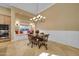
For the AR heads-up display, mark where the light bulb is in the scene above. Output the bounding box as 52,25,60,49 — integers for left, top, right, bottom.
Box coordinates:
30,19,32,20
43,17,46,19
37,15,39,18
40,16,43,18
38,15,41,17
35,19,38,21
33,17,36,20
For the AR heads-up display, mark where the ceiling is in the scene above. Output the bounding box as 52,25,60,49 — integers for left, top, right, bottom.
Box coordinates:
0,3,55,15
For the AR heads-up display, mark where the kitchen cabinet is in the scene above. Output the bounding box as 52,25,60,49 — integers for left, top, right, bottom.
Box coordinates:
0,15,11,24
4,16,11,24
0,14,11,42
0,15,4,24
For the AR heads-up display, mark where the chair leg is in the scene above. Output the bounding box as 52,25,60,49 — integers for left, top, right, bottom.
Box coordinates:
39,44,41,49
45,44,48,50
31,42,33,48
43,43,48,50
38,42,41,49
27,42,31,46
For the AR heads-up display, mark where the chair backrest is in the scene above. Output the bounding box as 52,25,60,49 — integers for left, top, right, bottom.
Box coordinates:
44,34,49,41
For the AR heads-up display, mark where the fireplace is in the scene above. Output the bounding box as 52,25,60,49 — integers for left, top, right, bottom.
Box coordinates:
0,24,9,39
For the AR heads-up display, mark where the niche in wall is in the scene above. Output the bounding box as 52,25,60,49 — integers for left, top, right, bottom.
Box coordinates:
15,13,33,35
15,20,32,34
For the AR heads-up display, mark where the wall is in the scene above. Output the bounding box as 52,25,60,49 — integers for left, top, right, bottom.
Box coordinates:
39,3,79,31
39,4,79,48
40,30,79,49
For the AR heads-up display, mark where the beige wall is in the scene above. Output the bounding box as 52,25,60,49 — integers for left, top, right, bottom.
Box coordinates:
0,7,11,16
39,3,79,31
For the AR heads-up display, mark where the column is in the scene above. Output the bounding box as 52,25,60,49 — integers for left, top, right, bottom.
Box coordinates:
11,7,16,41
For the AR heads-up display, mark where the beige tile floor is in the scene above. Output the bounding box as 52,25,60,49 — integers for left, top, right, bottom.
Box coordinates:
0,40,79,56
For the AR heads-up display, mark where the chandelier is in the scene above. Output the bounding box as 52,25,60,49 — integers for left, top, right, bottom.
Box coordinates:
29,4,46,23
30,15,46,22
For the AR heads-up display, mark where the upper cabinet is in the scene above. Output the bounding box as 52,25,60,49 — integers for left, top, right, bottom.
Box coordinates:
0,14,11,24
4,16,11,24
0,15,4,24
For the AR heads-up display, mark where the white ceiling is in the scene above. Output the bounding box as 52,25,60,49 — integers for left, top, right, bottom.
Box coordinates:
0,3,55,15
